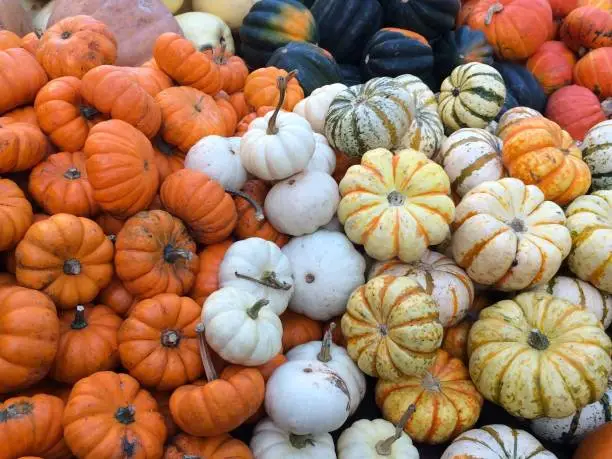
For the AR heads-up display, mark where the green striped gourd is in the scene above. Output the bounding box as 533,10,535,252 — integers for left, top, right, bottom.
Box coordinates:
434,128,505,197
496,106,542,139
325,77,415,157
582,120,612,191
438,62,506,134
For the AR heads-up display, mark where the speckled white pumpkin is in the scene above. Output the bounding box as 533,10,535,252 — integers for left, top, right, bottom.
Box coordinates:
304,133,336,175
293,83,348,134
582,120,612,191
337,418,419,459
184,136,247,190
496,106,542,138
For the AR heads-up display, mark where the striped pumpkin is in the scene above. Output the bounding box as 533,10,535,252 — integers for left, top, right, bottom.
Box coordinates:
395,74,438,110
582,120,612,191
325,77,414,157
566,190,612,294
452,178,572,290
368,250,474,327
496,106,542,138
375,349,483,445
435,128,505,197
438,62,506,133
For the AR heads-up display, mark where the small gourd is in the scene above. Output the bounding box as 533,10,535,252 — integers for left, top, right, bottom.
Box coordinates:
185,136,247,191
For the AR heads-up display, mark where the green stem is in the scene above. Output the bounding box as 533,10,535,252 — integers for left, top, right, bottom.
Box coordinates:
234,271,292,290
71,305,88,330
247,299,270,320
317,323,335,363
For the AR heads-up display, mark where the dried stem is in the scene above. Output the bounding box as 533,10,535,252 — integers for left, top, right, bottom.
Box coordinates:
267,70,297,135
375,404,417,455
196,322,218,381
226,189,265,222
317,323,336,363
484,3,504,25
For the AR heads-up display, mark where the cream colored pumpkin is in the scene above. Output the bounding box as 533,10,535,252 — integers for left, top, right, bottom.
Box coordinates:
338,148,455,262
304,133,336,176
395,74,438,111
566,191,612,294
468,292,612,419
435,128,505,197
452,177,571,291
581,120,612,192
369,250,474,327
496,106,542,138
175,12,235,54
337,417,419,459
293,83,348,135
192,0,260,29
184,136,247,190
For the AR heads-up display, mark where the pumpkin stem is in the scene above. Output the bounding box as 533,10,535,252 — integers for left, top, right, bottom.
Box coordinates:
266,70,297,135
289,433,316,449
71,305,88,330
194,96,204,113
602,98,612,117
161,329,181,348
107,234,117,243
247,299,270,320
528,328,550,350
63,167,81,180
153,136,176,156
484,2,504,25
164,245,194,264
317,323,335,363
80,105,99,120
387,191,406,207
115,405,136,425
34,28,43,39
375,404,417,456
60,31,72,40
234,270,292,290
421,371,441,392
0,402,33,422
226,189,265,222
196,322,218,381
63,258,82,275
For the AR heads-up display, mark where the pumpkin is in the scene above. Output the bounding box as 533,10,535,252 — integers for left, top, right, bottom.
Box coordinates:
527,41,577,95
239,0,319,68
156,86,237,153
28,151,99,217
95,213,124,240
566,191,612,293
494,61,548,113
435,128,505,197
0,394,68,458
203,45,248,95
501,116,591,204
219,237,294,315
115,210,199,299
84,120,159,219
469,292,612,418
339,63,363,86
164,433,253,459
380,0,460,39
120,66,173,98
51,304,121,384
235,108,275,137
452,177,571,290
184,136,246,191
292,83,347,135
439,62,507,133
573,422,612,459
226,92,253,121
441,424,558,458
189,240,233,306
97,276,137,317
153,389,178,438
0,118,48,174
561,7,612,53
0,273,16,286
151,136,184,182
0,48,47,115
574,47,612,99
15,214,114,309
467,0,553,60
176,12,235,55
548,0,579,17
282,230,365,321
325,77,415,157
577,0,612,9
251,418,335,458
496,105,543,137
3,106,39,126
192,0,259,30
265,170,340,237
305,133,336,175
0,286,60,393
442,319,474,364
0,179,32,252
36,15,117,79
582,120,612,191
280,310,323,352
0,30,22,50
34,76,105,152
118,294,203,391
338,148,455,262
63,371,166,458
244,67,304,111
341,275,443,380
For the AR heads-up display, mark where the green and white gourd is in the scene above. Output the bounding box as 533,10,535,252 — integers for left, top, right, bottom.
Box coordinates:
582,120,612,191
325,77,415,158
434,128,505,197
438,63,506,134
496,106,542,139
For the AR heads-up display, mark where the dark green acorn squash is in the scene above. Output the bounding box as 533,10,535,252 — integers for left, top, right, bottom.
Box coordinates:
361,28,435,88
339,64,363,86
310,0,383,65
493,61,548,113
240,0,319,69
379,0,461,39
267,42,343,95
297,0,316,6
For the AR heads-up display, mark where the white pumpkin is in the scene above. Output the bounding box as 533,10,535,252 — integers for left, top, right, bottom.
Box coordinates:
202,287,283,366
251,418,336,459
192,0,260,29
184,135,247,190
395,74,438,111
441,425,557,459
582,119,612,192
265,171,340,237
282,230,365,321
265,360,351,435
369,249,474,327
293,83,348,135
304,133,336,176
175,12,235,54
286,327,366,415
219,237,294,315
531,275,612,328
496,106,542,138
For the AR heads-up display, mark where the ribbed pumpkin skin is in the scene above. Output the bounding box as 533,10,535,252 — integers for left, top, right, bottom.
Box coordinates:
239,0,319,69
496,106,543,138
0,179,33,252
560,7,612,52
494,61,548,113
267,42,343,96
545,85,606,141
582,120,612,191
527,41,576,95
379,0,461,39
574,47,612,99
311,0,383,65
361,28,435,86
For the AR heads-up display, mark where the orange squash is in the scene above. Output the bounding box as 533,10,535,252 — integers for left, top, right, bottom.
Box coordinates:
574,47,612,99
574,422,612,459
152,136,185,182
560,7,612,53
577,0,611,10
228,91,253,120
96,276,137,317
244,67,304,110
546,84,607,140
204,44,249,95
152,390,178,439
189,239,233,306
21,32,40,55
526,41,576,95
234,106,275,137
280,310,323,352
0,118,48,174
0,178,33,252
0,48,48,115
164,433,253,459
120,66,173,97
0,30,22,50
4,106,39,127
95,214,125,240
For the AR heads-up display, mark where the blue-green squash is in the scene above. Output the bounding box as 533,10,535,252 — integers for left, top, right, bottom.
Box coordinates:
339,64,363,86
493,61,547,114
379,0,461,40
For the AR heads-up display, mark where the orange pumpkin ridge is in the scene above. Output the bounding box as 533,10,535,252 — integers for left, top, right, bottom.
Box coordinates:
190,239,233,306
244,66,305,111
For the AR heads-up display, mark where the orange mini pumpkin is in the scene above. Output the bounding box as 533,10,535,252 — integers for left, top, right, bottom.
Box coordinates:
21,32,41,55
152,390,178,439
95,214,125,240
114,210,199,299
573,422,612,459
28,151,100,217
0,30,22,50
526,41,576,95
244,67,304,110
96,276,137,317
228,92,254,120
121,66,173,97
574,47,612,99
160,169,238,245
190,239,233,306
0,48,47,115
234,106,275,137
577,0,611,9
203,44,249,95
560,7,612,53
84,119,159,219
36,15,117,79
4,106,39,127
280,310,323,352
0,118,48,174
0,178,33,252
152,136,185,182
164,433,253,459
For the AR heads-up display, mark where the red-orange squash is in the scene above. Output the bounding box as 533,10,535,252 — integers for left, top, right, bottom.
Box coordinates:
573,422,612,459
0,48,48,115
574,47,612,98
560,7,612,53
164,433,253,459
0,118,48,174
0,178,33,252
244,67,304,110
526,41,576,95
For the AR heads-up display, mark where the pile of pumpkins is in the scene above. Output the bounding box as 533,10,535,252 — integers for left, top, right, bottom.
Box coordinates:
0,0,611,458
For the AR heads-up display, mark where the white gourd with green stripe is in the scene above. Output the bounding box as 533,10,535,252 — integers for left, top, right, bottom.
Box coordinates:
581,120,612,191
496,106,542,139
438,62,506,134
324,77,415,158
434,128,505,197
